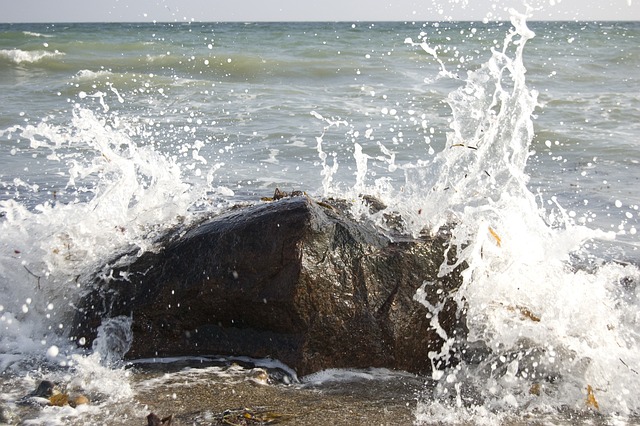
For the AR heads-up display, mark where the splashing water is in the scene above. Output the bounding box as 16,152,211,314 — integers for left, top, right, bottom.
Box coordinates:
390,10,640,422
297,10,640,419
0,104,221,379
1,12,639,425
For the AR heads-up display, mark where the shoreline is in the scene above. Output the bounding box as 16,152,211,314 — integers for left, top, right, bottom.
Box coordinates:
4,359,639,425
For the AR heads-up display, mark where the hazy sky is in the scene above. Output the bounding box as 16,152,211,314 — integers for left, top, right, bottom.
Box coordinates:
2,0,639,23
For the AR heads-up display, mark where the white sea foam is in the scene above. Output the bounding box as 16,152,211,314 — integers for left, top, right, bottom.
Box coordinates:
73,69,114,80
0,104,228,376
22,31,54,38
0,100,236,425
391,9,640,420
0,49,64,64
302,367,413,385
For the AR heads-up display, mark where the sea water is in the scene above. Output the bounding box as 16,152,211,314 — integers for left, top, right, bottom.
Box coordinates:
0,10,639,425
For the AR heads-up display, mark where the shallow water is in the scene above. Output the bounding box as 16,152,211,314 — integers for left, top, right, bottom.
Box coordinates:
1,12,640,426
2,359,421,425
3,359,636,425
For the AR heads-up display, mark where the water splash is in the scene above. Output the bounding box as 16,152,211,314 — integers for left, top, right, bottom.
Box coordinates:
310,110,348,197
0,104,222,373
395,10,640,421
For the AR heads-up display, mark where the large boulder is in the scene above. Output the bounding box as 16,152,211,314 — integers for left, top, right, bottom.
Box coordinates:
71,196,466,376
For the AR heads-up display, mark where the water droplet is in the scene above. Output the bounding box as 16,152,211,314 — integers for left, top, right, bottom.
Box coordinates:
46,345,59,358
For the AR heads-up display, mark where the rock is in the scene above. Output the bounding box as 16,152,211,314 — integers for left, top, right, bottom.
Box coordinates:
20,381,89,410
246,368,269,386
71,196,466,376
49,392,69,407
147,412,172,425
70,395,90,407
18,380,58,408
31,380,55,398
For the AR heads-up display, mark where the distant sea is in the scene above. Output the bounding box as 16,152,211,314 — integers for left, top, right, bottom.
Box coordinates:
1,18,639,425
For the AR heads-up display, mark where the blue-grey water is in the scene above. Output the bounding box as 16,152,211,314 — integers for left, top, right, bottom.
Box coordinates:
0,17,639,425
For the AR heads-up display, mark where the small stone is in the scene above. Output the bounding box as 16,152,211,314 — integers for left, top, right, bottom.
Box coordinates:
147,412,172,425
147,413,161,426
529,383,541,396
247,368,269,385
70,395,89,407
31,380,56,398
49,393,69,407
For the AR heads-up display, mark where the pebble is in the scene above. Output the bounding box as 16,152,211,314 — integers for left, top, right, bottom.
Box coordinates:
147,412,173,425
71,395,90,407
22,381,90,409
247,368,269,385
31,380,55,398
49,393,69,407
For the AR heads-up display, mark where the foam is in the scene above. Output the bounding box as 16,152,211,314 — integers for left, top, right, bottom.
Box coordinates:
73,69,114,81
0,104,226,374
302,368,414,385
0,49,64,64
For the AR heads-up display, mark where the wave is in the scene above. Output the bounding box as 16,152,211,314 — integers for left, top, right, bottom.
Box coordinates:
73,69,115,81
0,48,64,65
22,30,54,38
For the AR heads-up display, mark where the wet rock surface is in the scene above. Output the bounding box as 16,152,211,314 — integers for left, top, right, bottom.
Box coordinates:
72,196,465,376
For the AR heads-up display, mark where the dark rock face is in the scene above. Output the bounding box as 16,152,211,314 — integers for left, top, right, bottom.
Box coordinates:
72,196,465,376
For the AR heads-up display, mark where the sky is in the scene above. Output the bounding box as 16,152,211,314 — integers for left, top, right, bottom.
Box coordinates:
1,0,639,23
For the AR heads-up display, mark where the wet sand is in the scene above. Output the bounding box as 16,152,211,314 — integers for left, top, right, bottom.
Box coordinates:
128,360,423,426
136,377,418,425
4,360,636,425
4,360,422,425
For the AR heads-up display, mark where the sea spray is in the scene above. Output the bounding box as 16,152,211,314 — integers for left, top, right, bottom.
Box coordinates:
390,10,640,421
311,110,347,197
0,103,224,375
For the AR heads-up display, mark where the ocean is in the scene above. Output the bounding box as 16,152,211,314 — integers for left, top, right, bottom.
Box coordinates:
1,12,639,425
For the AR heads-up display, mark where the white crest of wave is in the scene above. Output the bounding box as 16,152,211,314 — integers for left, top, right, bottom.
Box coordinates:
74,69,114,80
0,48,64,64
22,31,54,38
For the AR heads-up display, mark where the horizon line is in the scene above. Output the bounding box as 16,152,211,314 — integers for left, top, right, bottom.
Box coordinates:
2,18,640,25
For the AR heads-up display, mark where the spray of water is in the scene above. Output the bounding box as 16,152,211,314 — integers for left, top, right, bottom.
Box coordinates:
308,6,640,421
392,9,640,421
0,103,225,407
